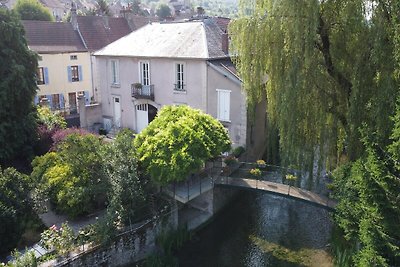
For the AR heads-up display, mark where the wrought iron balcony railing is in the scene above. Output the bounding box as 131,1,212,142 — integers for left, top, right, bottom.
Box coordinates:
131,84,154,101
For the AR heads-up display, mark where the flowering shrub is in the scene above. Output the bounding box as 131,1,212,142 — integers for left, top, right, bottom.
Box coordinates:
250,168,262,177
41,223,75,255
285,174,298,185
256,159,266,165
51,128,91,151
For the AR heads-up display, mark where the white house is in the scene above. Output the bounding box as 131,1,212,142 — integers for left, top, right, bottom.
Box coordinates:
94,19,267,156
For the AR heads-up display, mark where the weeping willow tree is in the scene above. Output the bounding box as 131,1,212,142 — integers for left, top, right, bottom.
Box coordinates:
231,1,400,265
230,0,398,170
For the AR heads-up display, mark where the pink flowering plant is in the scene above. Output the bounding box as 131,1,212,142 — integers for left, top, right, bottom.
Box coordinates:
41,223,75,255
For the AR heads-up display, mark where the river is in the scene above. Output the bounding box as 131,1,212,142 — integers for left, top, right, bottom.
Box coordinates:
177,191,333,267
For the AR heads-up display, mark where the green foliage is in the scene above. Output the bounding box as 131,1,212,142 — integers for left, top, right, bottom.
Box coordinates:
249,168,261,177
230,0,399,169
146,226,191,267
224,155,237,166
7,250,37,267
32,134,108,217
40,223,75,255
0,9,38,163
103,129,147,224
135,105,231,185
14,0,53,21
0,167,33,255
37,106,66,131
232,146,245,158
156,3,171,19
331,103,400,266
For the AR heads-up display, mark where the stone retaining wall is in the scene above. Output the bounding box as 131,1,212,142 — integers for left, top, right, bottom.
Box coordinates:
54,208,178,267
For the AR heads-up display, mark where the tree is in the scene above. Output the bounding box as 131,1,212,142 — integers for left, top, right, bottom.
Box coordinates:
0,9,38,164
32,133,108,217
35,106,67,155
103,129,147,224
230,0,399,169
156,3,171,20
231,1,400,265
134,105,231,185
0,167,33,255
14,0,53,21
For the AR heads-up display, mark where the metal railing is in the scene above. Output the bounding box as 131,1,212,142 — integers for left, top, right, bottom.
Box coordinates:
131,84,154,100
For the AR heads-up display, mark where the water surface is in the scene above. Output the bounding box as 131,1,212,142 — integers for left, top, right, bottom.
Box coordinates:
178,191,333,267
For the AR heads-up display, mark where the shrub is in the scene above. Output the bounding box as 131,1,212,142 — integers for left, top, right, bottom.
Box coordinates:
51,127,91,151
250,168,262,177
232,146,245,157
224,155,238,166
135,105,231,185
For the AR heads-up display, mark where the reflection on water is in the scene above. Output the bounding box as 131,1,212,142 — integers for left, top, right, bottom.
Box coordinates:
177,191,333,267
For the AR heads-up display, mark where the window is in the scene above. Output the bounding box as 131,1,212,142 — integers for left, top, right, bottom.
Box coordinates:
36,67,48,85
175,63,185,91
70,55,77,60
52,94,60,110
37,67,45,85
217,89,231,122
111,60,119,85
68,65,82,82
71,66,79,82
139,61,150,86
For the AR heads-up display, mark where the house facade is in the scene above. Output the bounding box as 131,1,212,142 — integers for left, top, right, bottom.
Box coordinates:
22,20,93,114
22,7,135,117
94,20,262,150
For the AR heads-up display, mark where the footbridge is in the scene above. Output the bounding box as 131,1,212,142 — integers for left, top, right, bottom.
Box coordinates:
163,162,337,211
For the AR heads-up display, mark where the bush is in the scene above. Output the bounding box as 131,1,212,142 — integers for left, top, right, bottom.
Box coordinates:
232,146,245,157
250,168,262,177
135,105,231,185
32,134,108,217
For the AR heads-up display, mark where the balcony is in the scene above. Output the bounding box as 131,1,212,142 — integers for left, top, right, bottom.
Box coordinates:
131,84,154,101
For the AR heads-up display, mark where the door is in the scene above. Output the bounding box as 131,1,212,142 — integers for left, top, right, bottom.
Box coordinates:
136,104,148,132
68,92,77,114
113,97,121,127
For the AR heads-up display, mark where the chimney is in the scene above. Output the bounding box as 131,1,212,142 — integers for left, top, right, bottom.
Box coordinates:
221,32,229,55
71,2,78,30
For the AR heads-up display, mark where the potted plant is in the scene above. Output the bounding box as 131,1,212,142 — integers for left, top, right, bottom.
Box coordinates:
286,174,298,195
256,159,266,168
250,168,262,178
133,82,143,89
224,155,238,166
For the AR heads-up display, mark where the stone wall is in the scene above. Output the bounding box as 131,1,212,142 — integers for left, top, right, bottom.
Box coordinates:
78,96,103,131
55,208,178,267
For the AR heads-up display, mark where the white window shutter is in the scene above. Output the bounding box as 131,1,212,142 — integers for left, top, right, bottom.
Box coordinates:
217,89,230,121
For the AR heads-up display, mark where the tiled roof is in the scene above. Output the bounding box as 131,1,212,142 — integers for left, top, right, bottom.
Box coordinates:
95,19,229,59
208,58,240,81
211,17,230,33
22,20,87,53
127,14,154,30
77,15,132,51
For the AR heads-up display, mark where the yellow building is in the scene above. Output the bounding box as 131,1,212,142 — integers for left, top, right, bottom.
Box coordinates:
22,20,93,115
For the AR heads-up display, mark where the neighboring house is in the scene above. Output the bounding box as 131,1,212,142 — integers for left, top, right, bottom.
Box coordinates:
22,20,92,115
94,19,267,155
22,6,136,118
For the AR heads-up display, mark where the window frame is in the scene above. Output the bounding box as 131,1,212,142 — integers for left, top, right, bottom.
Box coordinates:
111,59,120,85
71,65,80,82
174,62,185,91
37,67,45,85
216,89,231,122
139,61,150,86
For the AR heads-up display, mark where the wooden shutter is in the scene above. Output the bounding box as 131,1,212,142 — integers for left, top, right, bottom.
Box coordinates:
217,89,230,121
78,65,83,81
67,66,72,82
